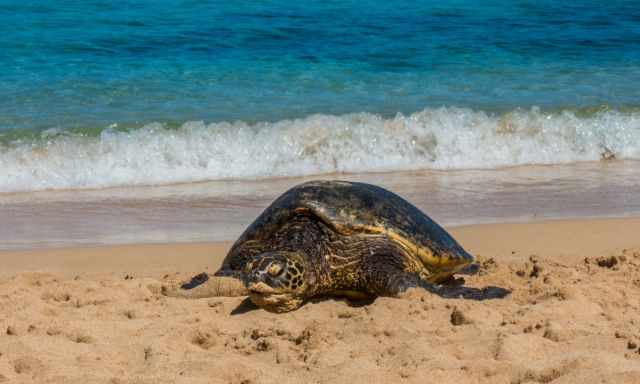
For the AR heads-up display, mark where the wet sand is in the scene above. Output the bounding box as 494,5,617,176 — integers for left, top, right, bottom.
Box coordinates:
1,218,639,383
2,161,640,250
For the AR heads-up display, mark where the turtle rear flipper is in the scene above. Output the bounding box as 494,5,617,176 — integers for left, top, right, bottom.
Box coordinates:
376,272,510,301
457,263,480,276
362,254,508,300
160,273,248,298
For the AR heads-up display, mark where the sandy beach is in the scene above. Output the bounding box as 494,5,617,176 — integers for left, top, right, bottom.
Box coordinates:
1,217,639,383
4,1,640,383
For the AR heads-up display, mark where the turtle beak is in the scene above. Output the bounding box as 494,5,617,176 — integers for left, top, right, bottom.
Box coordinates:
247,281,277,294
246,284,304,313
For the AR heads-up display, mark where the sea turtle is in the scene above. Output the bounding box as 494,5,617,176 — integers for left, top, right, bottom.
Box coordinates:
213,180,475,313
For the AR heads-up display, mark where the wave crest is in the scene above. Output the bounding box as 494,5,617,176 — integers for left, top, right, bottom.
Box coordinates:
2,107,640,193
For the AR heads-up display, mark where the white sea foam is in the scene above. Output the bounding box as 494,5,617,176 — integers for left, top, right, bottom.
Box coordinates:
1,107,640,193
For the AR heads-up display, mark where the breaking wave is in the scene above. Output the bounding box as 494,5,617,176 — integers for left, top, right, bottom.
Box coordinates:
2,107,640,193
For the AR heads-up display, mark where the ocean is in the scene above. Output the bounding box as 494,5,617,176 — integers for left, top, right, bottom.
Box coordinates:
2,1,640,249
1,1,640,193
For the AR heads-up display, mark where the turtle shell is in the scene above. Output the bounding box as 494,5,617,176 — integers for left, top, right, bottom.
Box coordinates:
219,180,473,276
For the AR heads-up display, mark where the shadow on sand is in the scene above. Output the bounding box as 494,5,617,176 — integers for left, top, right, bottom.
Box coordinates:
177,263,510,314
229,283,511,315
425,284,511,300
230,298,260,315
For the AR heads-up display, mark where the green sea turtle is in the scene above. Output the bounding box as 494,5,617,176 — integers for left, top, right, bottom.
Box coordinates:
212,180,477,313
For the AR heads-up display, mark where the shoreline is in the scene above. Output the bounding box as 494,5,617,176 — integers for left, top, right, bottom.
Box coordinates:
3,161,640,250
2,216,639,279
1,159,637,199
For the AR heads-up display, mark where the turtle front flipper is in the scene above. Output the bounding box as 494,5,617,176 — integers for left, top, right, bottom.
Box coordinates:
378,270,427,296
363,261,496,300
362,254,427,296
160,273,248,299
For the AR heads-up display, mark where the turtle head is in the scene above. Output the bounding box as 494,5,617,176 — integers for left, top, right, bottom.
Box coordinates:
241,251,309,313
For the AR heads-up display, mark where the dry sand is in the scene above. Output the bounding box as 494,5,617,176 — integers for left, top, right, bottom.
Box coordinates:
1,218,639,383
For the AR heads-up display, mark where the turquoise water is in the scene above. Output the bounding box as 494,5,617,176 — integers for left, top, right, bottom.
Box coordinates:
3,0,640,131
1,1,640,192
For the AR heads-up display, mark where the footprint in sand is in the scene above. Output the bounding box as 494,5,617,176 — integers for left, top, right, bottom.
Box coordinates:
190,329,218,350
122,309,136,319
13,356,45,378
40,291,71,303
67,330,95,344
46,326,62,336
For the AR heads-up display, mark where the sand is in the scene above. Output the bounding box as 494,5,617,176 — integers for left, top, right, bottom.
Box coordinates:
1,218,639,383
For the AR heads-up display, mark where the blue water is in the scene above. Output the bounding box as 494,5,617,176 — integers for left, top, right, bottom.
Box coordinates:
2,1,639,132
2,1,640,193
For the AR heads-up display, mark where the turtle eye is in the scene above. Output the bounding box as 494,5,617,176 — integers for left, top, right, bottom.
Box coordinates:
267,262,283,277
